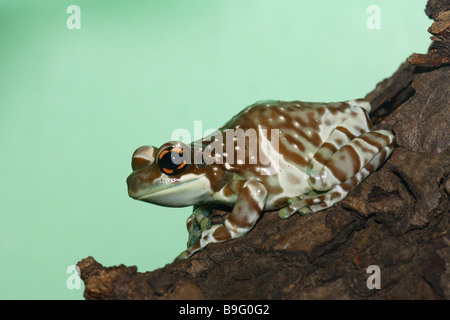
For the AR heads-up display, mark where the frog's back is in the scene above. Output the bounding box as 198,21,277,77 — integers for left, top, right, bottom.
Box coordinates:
212,100,372,206
223,99,369,127
220,99,372,159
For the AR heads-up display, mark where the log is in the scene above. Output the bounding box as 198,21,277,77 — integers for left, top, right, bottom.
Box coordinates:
77,0,450,300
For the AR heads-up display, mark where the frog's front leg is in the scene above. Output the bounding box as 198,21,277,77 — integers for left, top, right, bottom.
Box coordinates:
279,130,395,219
178,181,268,259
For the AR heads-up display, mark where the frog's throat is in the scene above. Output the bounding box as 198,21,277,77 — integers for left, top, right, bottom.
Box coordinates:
136,174,212,207
136,179,199,199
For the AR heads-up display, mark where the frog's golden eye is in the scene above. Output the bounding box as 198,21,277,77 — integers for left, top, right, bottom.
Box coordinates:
157,146,187,176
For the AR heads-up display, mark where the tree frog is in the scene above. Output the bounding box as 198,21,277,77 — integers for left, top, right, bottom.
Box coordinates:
126,99,395,259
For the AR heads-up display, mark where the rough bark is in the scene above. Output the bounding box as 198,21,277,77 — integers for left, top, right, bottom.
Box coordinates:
77,1,450,300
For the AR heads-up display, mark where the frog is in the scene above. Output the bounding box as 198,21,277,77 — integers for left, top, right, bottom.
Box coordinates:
126,99,395,259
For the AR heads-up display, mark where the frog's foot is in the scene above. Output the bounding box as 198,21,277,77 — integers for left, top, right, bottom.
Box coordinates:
178,207,215,260
177,241,202,260
279,191,321,218
285,190,320,205
186,205,212,247
278,189,343,219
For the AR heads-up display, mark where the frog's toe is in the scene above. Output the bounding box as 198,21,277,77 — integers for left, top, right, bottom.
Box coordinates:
177,240,202,260
298,206,312,216
176,250,190,260
287,194,311,205
278,203,313,219
287,197,299,205
187,230,202,247
278,206,296,219
199,217,211,230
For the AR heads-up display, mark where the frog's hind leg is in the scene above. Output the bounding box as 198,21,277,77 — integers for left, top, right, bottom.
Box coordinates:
279,130,395,219
308,130,395,192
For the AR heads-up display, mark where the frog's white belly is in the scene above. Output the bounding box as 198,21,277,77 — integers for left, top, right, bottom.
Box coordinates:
255,127,312,210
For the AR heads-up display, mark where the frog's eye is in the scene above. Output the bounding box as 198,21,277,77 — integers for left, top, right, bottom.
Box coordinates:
157,146,187,175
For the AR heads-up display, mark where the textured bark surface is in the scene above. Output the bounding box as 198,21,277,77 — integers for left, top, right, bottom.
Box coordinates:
77,1,450,300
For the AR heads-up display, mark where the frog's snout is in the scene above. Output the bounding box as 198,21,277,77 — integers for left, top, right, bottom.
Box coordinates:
127,170,150,199
127,145,157,199
131,145,156,171
126,173,138,198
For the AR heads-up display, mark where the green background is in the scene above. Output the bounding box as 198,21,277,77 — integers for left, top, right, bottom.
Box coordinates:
0,0,430,299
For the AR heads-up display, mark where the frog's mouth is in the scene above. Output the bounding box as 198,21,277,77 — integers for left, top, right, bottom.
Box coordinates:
128,173,212,207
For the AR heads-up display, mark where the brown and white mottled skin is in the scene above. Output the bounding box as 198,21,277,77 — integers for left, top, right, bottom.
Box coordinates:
126,99,395,259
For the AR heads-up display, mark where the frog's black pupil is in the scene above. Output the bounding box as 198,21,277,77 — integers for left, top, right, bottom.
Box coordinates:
158,148,186,175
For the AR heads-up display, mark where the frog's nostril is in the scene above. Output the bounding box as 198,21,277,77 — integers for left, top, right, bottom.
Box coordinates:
131,145,156,171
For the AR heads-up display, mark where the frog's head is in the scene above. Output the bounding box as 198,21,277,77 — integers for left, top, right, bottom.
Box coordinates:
126,141,228,207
